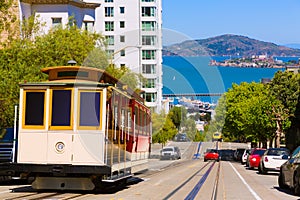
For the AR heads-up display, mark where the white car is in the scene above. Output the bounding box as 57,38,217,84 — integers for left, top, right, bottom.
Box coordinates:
258,148,290,174
160,146,181,160
241,149,251,165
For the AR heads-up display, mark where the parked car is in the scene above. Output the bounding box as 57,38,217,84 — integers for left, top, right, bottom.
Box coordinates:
246,149,254,167
204,149,220,162
248,148,266,169
258,147,290,174
219,149,235,161
278,146,300,195
241,149,251,165
234,148,246,162
160,146,181,160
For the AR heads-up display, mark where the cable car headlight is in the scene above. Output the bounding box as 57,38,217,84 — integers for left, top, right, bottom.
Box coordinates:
55,142,65,153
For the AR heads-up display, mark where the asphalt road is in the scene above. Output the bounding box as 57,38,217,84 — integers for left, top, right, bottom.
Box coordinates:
0,142,298,200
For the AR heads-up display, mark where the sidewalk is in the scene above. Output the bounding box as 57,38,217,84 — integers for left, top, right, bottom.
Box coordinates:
149,143,164,159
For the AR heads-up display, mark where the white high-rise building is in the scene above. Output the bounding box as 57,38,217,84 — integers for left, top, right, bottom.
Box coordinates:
95,0,162,112
18,0,163,112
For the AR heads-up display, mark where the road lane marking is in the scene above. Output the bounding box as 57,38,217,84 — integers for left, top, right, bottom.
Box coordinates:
229,162,262,200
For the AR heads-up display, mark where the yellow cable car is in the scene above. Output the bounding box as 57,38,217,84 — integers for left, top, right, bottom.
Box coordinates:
212,132,222,142
5,65,152,191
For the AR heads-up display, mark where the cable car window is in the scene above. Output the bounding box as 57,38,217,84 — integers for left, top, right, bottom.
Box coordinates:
24,91,45,126
79,92,101,127
51,90,71,126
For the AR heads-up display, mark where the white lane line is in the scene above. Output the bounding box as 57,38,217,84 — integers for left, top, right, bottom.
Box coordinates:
229,162,262,200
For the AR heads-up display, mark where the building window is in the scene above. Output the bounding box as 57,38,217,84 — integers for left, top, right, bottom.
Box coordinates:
120,7,125,14
105,7,114,17
142,92,157,103
142,35,156,45
120,64,126,69
52,18,62,27
120,21,125,28
142,21,156,31
83,21,94,32
142,50,156,60
142,7,156,17
143,79,156,88
105,21,114,31
105,35,114,45
142,64,156,74
106,50,114,57
120,49,125,56
105,0,113,2
120,35,125,42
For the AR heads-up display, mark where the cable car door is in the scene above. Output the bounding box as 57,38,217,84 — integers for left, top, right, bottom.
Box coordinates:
47,89,73,164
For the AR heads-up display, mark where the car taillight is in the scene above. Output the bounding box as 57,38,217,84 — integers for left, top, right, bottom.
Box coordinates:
264,157,268,162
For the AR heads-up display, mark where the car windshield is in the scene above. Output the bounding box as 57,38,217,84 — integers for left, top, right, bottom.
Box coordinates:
219,150,234,156
208,149,218,153
291,146,300,158
267,149,289,156
162,148,173,152
253,149,265,156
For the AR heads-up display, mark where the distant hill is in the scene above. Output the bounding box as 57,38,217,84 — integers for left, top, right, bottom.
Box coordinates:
163,34,300,57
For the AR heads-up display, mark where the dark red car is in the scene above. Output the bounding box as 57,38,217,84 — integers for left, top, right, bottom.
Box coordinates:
204,149,220,162
248,148,266,169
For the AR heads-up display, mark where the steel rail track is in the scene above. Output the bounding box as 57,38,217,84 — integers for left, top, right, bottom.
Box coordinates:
211,161,221,200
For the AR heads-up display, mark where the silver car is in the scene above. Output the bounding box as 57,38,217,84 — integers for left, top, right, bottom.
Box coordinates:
160,146,181,160
278,146,300,195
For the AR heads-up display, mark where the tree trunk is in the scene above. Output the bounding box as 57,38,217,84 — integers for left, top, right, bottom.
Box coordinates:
276,120,282,148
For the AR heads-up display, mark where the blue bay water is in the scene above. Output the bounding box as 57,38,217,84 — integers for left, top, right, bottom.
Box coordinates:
162,56,291,103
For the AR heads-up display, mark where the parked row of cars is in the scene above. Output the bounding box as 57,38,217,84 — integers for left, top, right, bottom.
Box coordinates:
240,146,300,196
203,145,300,195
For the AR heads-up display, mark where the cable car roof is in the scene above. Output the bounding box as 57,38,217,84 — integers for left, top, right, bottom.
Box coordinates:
41,66,119,84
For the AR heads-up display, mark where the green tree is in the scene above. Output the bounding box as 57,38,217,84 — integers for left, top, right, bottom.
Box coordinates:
182,117,198,141
83,48,109,70
105,64,146,91
269,71,300,147
217,82,276,146
194,130,205,142
152,115,177,146
0,18,109,128
151,111,167,137
32,25,105,67
206,95,226,141
0,0,18,47
0,14,148,129
168,106,187,130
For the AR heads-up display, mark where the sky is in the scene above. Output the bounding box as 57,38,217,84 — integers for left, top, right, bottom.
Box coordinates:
162,0,300,46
